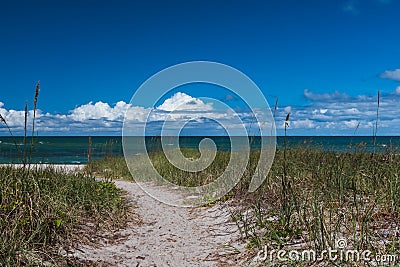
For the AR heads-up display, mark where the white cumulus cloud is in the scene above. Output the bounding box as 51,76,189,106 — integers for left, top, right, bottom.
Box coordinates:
69,101,131,122
156,92,213,111
0,92,236,135
380,69,400,82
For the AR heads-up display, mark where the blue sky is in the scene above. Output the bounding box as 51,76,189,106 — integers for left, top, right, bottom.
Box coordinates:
0,0,399,136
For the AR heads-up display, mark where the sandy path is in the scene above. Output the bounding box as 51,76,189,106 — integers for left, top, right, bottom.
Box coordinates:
72,180,243,266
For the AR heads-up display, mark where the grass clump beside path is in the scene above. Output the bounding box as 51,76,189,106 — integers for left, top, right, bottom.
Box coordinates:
230,148,400,265
86,156,132,180
0,165,131,266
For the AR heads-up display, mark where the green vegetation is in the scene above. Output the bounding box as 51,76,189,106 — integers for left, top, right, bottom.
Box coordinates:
86,156,132,180
97,145,400,264
230,148,400,262
0,165,130,266
0,83,132,266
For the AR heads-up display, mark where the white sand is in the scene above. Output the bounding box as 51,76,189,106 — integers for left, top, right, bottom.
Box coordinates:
71,180,244,266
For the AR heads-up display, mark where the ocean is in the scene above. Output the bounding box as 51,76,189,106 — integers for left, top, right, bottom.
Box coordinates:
0,136,399,164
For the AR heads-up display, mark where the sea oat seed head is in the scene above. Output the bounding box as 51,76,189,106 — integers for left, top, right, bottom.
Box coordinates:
285,112,291,127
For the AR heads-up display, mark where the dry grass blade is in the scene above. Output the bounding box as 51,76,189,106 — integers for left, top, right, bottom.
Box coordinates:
273,97,278,117
373,90,380,153
354,121,360,135
0,114,5,125
378,90,380,107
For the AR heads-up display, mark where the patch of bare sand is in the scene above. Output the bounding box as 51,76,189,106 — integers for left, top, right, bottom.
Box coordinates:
71,180,245,266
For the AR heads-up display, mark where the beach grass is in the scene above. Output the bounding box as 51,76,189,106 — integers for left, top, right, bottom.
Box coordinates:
0,82,133,265
229,147,399,264
0,165,131,266
93,145,400,264
86,156,132,180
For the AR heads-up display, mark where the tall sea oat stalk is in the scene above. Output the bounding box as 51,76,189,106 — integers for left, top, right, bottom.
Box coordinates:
23,102,28,165
282,112,291,229
271,97,278,137
29,81,40,162
283,113,290,173
273,97,279,118
373,90,380,154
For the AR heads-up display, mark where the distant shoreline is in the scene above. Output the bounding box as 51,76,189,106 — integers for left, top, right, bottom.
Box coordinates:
1,136,399,164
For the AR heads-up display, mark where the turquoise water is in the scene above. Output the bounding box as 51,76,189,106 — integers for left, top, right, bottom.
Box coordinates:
0,136,399,164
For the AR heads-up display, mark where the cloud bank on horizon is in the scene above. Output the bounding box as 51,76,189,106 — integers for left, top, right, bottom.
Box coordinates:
1,74,400,136
1,68,399,136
